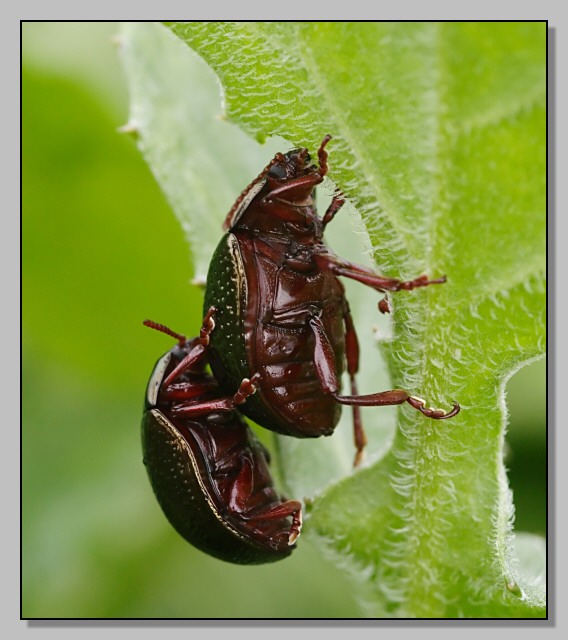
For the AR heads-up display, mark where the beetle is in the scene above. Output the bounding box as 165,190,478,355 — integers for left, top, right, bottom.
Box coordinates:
204,135,460,466
141,306,302,564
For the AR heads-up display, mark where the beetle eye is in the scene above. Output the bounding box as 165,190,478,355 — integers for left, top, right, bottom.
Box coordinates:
268,164,287,180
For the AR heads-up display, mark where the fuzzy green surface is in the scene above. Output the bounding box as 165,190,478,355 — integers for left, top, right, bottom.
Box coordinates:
122,22,545,618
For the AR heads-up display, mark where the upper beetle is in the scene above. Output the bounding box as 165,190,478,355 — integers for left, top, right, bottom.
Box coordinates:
204,136,459,465
142,307,302,564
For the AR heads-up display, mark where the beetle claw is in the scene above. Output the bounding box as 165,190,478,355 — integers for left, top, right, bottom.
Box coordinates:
378,296,391,314
353,448,366,468
407,396,461,420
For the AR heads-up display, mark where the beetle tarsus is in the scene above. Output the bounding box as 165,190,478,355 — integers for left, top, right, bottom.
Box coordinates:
397,274,447,291
378,296,391,314
322,193,345,227
353,447,366,468
232,375,260,404
288,507,303,545
407,396,461,420
200,306,217,344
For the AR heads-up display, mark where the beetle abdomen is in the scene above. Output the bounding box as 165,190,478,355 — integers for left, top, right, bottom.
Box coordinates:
259,363,341,437
251,313,345,436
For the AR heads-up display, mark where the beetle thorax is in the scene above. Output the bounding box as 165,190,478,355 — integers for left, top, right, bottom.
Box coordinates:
235,198,324,243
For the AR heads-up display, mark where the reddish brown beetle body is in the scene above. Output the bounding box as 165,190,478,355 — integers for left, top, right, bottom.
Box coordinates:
142,309,302,564
234,230,346,438
204,136,459,465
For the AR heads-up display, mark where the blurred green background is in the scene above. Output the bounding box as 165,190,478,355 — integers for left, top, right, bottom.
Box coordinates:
22,22,546,618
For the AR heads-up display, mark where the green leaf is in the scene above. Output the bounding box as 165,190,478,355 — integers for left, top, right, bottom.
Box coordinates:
120,22,546,617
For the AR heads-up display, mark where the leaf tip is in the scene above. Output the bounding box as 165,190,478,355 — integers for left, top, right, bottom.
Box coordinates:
191,274,207,289
255,131,267,145
505,578,523,599
117,120,140,139
303,496,314,514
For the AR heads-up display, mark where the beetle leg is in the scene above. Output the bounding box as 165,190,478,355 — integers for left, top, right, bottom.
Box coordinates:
308,315,460,455
162,344,207,388
160,380,219,402
260,174,324,206
407,396,461,420
170,375,260,418
333,388,410,406
227,455,255,513
315,254,447,293
322,193,345,227
307,315,340,395
333,390,460,420
247,501,303,545
232,374,261,404
228,457,302,545
378,295,391,314
309,312,365,465
229,456,303,544
225,460,303,545
169,395,243,418
338,266,446,292
342,305,367,467
199,305,217,346
161,308,217,387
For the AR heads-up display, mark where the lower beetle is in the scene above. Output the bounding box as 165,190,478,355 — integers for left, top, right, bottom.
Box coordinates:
204,135,460,466
142,307,302,564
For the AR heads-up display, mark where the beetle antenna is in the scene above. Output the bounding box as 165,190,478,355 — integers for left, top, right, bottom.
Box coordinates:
143,320,187,346
223,153,285,230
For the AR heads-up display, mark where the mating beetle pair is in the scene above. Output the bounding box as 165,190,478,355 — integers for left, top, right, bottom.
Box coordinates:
142,135,460,564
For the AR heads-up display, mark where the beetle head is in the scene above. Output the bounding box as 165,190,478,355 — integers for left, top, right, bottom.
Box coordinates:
267,147,315,182
267,133,332,182
223,136,332,232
